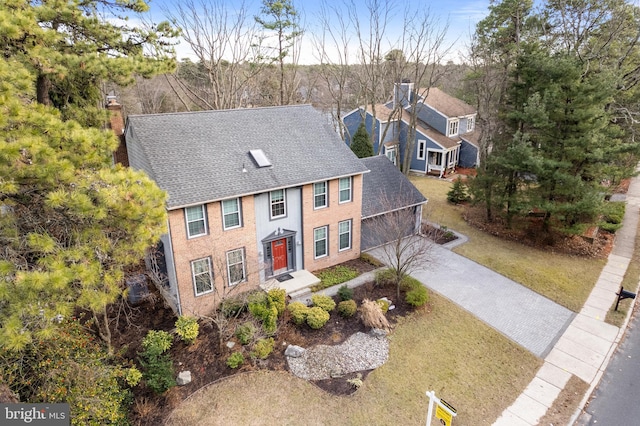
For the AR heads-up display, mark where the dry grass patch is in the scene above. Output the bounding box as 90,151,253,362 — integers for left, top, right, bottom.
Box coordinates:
537,375,589,425
606,217,640,327
168,293,541,425
410,176,604,312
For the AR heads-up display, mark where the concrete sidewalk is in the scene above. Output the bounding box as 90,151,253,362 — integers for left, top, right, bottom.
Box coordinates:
494,172,640,425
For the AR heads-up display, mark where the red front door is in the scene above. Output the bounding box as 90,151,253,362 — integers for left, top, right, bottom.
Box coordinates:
271,238,287,272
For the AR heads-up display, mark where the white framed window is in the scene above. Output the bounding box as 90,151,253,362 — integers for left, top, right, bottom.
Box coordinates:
313,182,327,209
314,226,328,258
191,257,213,296
185,205,207,238
222,198,241,230
417,139,426,160
226,248,246,286
338,220,351,251
385,146,397,165
467,117,474,132
339,177,352,203
448,120,459,136
270,189,286,219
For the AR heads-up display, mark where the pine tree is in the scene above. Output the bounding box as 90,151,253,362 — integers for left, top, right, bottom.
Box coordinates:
350,123,375,158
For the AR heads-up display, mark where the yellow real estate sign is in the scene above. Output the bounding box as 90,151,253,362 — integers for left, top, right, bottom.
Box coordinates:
435,399,456,426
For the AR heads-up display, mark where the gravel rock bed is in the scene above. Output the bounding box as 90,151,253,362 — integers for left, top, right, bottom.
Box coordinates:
286,331,389,380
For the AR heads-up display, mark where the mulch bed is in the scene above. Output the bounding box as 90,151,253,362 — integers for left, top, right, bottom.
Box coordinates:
111,259,411,425
422,223,459,244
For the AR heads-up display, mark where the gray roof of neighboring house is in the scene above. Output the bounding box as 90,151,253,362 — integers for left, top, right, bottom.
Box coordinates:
125,105,369,209
360,156,427,218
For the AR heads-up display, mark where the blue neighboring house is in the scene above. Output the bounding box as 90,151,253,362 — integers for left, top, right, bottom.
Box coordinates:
343,82,479,177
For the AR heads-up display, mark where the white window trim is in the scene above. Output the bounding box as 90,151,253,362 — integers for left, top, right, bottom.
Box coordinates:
417,139,426,160
338,220,352,251
222,198,242,230
185,205,207,239
449,119,459,137
467,117,474,132
314,226,328,259
339,177,352,204
313,181,328,209
191,257,213,296
270,189,287,219
226,248,246,286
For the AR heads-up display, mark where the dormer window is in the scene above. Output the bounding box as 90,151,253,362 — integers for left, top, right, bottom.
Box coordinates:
448,120,459,136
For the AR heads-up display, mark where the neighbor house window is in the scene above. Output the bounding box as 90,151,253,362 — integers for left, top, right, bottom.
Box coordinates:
417,139,426,160
448,120,459,136
226,248,246,285
314,226,328,258
339,177,352,203
191,257,213,296
222,198,241,230
270,189,286,219
467,117,474,132
338,220,351,251
314,182,327,209
385,146,397,165
185,205,207,238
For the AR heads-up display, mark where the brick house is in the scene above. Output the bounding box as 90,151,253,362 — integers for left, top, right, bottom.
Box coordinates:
123,105,369,316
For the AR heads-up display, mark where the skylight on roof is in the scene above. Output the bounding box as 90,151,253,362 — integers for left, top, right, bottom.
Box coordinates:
249,149,272,168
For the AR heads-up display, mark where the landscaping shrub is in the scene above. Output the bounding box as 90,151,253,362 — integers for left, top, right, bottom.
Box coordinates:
248,291,278,334
337,284,353,301
226,351,244,369
376,298,390,313
447,177,470,204
337,300,357,318
311,294,336,312
175,316,199,344
312,265,359,291
125,367,143,387
220,295,247,318
400,275,422,292
235,322,256,345
262,305,279,335
268,288,287,316
375,268,397,286
139,330,175,394
360,299,390,331
406,285,429,308
287,302,310,325
252,337,275,359
599,201,625,232
306,306,330,329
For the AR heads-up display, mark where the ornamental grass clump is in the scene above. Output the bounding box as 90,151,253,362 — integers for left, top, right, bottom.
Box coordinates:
360,299,390,331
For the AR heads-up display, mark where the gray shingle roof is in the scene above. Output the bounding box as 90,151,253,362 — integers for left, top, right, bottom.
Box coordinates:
125,105,369,209
360,156,427,218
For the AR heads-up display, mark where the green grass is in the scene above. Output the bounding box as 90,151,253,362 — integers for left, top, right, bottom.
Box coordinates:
311,265,359,292
410,175,605,312
168,293,541,425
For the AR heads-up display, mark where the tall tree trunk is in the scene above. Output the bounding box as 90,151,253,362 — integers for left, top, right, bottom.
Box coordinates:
36,74,52,106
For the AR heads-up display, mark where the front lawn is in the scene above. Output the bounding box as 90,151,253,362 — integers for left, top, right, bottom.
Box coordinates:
168,292,540,425
410,176,605,312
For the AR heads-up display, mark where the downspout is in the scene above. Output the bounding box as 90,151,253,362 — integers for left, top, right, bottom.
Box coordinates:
164,221,182,316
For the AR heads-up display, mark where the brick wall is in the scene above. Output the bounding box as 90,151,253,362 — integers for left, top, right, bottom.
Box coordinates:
106,99,129,166
302,174,363,271
167,196,260,317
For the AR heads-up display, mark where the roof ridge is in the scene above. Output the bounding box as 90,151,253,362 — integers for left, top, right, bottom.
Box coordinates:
127,103,313,119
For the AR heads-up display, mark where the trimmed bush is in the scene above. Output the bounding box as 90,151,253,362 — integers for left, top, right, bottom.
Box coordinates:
252,338,275,359
376,299,390,313
226,351,244,369
337,300,357,318
268,288,287,316
375,268,397,286
220,295,246,318
311,294,336,312
287,302,310,325
235,322,256,345
142,330,173,357
400,275,423,292
337,285,353,301
306,307,330,329
406,285,429,307
248,291,278,334
175,316,199,344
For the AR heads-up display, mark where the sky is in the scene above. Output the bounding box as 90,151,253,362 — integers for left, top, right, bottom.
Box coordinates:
147,0,493,64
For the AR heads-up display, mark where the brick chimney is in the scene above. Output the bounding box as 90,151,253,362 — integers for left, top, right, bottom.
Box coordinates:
106,96,129,167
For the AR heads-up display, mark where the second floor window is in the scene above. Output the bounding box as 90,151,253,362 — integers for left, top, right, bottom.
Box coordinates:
270,189,286,219
222,198,241,230
314,182,327,209
339,177,352,203
449,120,459,136
185,205,207,238
467,117,474,132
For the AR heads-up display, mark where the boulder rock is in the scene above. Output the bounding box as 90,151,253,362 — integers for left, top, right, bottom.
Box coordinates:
285,344,306,358
177,371,192,386
369,328,388,339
